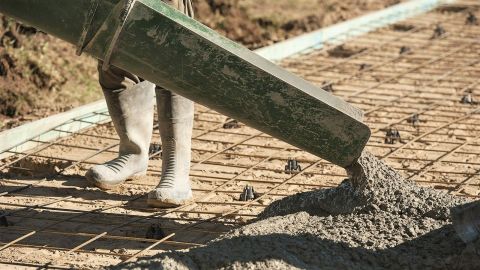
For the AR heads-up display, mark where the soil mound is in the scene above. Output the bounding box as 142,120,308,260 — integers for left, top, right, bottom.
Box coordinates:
194,0,403,49
113,152,478,269
0,16,100,130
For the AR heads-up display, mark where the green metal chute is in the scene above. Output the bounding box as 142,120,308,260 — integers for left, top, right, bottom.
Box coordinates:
0,0,371,167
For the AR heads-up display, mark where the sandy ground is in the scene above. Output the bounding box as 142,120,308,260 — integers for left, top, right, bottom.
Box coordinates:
1,1,480,268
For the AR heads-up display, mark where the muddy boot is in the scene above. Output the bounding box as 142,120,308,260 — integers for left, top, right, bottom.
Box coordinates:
147,89,194,208
86,81,155,190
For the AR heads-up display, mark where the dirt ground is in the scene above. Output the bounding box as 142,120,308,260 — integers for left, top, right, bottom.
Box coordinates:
0,0,402,131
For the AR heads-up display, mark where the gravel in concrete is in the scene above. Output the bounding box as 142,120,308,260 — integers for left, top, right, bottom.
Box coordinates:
114,152,479,270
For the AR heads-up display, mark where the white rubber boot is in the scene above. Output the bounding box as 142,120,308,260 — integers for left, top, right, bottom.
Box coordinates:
86,81,155,190
147,89,194,208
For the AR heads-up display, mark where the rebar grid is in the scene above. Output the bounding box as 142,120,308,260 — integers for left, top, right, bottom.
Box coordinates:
1,2,480,268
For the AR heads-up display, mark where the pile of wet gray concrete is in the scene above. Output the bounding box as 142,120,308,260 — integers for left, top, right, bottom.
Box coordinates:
115,152,479,270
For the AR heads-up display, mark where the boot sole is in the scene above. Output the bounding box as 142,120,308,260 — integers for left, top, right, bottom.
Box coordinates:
147,197,193,208
85,170,147,190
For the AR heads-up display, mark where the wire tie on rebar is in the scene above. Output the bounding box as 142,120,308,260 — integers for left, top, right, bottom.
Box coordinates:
407,113,420,129
460,93,477,105
399,46,411,54
384,127,401,144
466,12,478,25
223,119,240,129
148,143,162,159
321,81,334,92
285,158,301,174
145,224,166,240
239,185,257,201
431,24,446,39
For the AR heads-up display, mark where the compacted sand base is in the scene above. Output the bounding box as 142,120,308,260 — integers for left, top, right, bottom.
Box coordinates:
113,152,480,269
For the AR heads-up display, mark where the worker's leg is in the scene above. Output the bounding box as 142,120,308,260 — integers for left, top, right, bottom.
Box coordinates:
147,88,194,207
85,63,155,189
147,0,195,207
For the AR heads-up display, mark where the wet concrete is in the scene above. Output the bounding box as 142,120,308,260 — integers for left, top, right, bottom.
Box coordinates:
261,151,466,220
114,152,479,269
